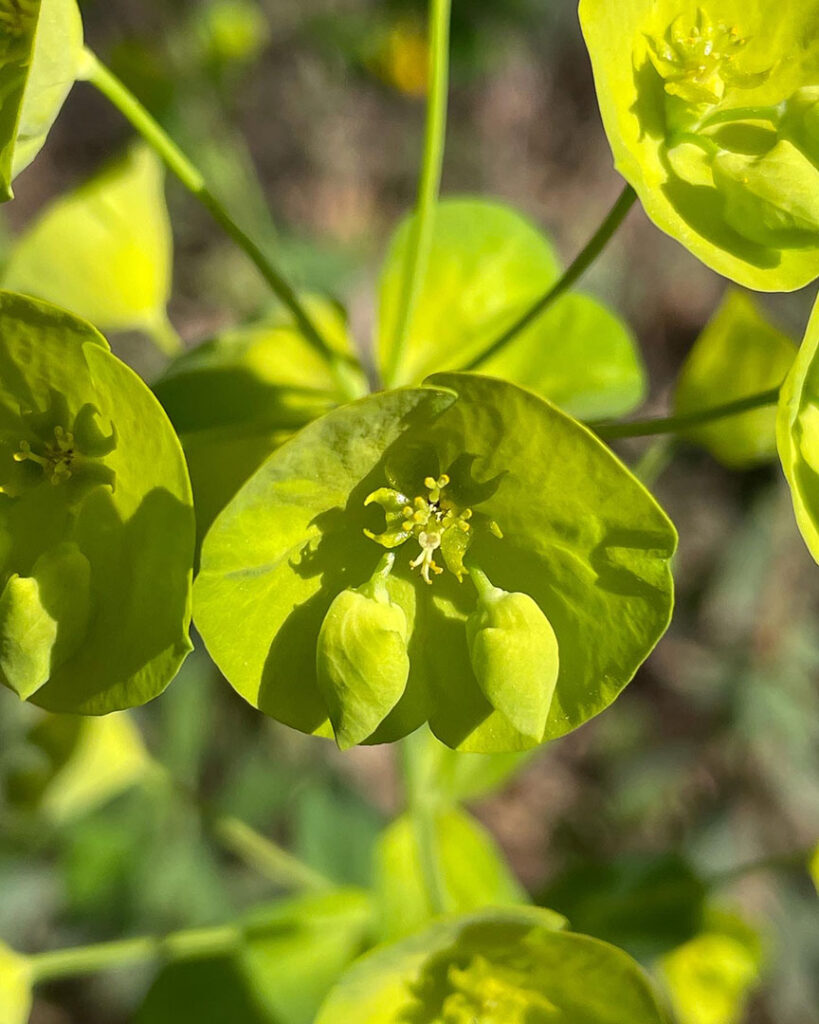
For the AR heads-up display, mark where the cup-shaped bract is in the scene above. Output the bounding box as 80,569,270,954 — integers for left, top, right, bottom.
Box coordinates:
0,0,84,200
579,0,819,291
0,292,195,713
777,292,819,562
194,373,676,753
0,943,32,1024
315,908,668,1024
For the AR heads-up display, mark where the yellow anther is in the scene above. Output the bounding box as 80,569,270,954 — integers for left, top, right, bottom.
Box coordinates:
424,476,437,490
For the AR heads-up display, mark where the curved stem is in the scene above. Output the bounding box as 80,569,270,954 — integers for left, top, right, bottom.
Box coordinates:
158,770,334,892
383,0,452,387
79,49,355,392
461,185,637,372
591,387,780,441
632,436,677,487
213,815,333,892
29,925,241,984
400,734,449,916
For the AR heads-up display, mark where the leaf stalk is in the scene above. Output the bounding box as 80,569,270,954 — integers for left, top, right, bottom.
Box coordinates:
383,0,452,387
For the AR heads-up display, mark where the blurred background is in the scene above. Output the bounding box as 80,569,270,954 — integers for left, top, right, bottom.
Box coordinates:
0,1,817,1022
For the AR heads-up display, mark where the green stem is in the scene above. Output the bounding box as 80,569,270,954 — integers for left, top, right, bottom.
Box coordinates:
384,0,452,387
632,436,677,487
29,925,241,984
591,387,780,441
461,184,637,372
79,49,353,389
213,815,333,892
400,734,449,916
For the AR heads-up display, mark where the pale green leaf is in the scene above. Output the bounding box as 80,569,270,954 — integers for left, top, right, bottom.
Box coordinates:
374,806,527,940
0,0,83,200
658,910,764,1024
675,290,796,467
0,943,32,1024
777,292,819,561
377,198,645,418
4,144,174,341
40,712,150,824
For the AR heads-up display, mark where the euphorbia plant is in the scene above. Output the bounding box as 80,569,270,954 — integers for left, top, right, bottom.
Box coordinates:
0,0,815,1022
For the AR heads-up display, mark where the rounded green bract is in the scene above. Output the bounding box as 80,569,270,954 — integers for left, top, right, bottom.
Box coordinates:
579,0,819,291
777,292,819,563
0,0,84,200
315,907,668,1024
194,373,676,753
0,942,32,1024
0,292,195,713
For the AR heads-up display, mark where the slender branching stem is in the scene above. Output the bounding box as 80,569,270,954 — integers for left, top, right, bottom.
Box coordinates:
79,48,356,393
592,387,780,441
29,925,241,983
383,0,452,387
400,733,450,916
461,184,637,372
213,815,333,892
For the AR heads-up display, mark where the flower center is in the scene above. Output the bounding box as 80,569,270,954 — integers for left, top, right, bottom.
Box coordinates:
13,426,75,485
645,8,765,107
364,471,493,585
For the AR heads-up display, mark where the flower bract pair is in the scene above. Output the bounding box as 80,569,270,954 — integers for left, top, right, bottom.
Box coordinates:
195,373,676,753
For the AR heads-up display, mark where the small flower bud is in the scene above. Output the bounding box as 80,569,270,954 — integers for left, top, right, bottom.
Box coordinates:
316,555,410,750
466,568,559,742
